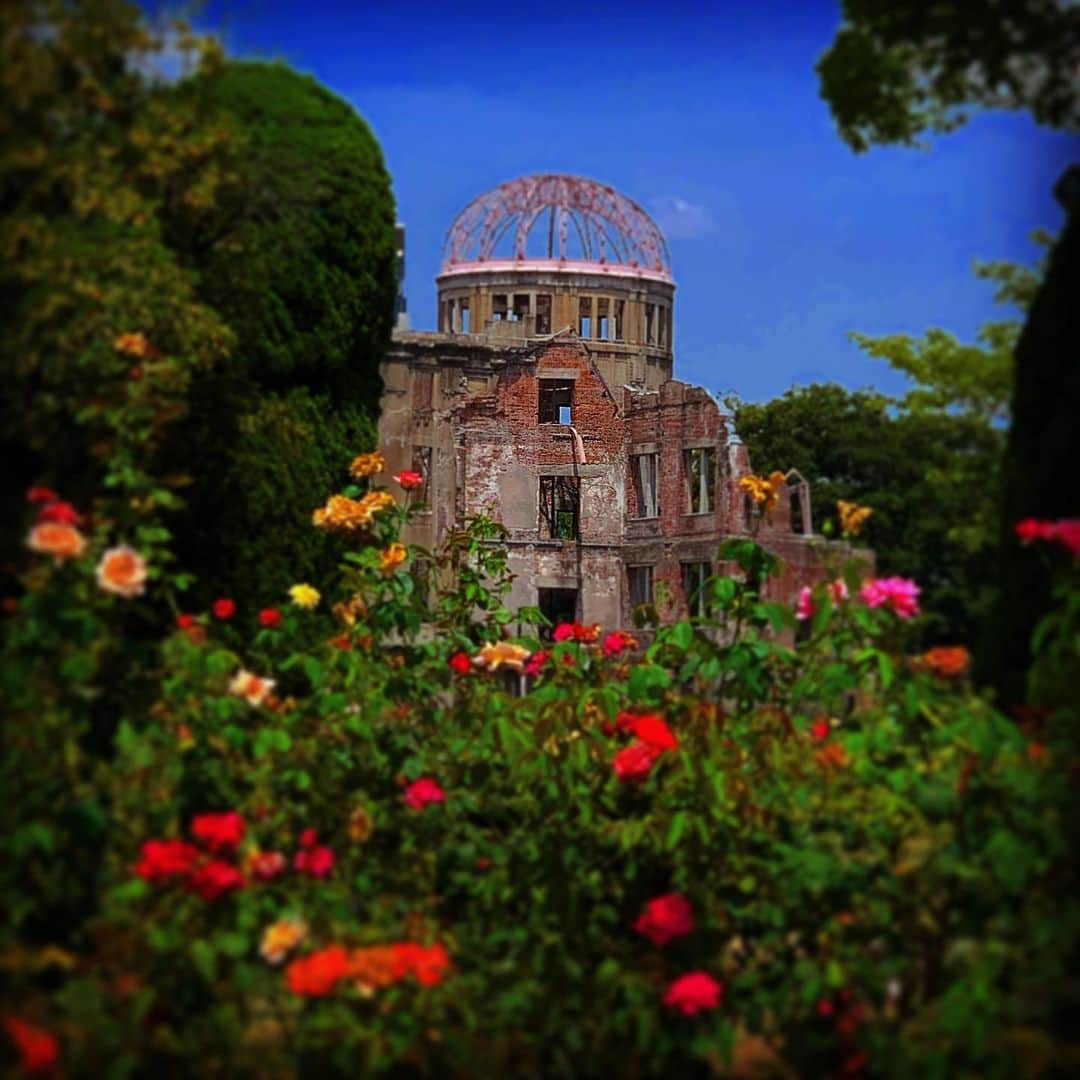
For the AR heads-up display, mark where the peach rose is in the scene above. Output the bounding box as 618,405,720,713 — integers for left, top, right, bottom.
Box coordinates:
95,545,147,598
26,522,87,560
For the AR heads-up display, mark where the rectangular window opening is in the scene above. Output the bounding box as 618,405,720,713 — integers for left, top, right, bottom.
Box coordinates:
681,561,712,618
538,379,573,424
684,447,716,514
412,446,432,505
492,294,508,321
645,302,656,344
538,587,578,640
631,453,659,518
539,476,580,540
459,301,470,334
512,294,530,322
597,298,610,340
536,294,552,334
628,565,653,611
578,296,592,338
613,299,625,341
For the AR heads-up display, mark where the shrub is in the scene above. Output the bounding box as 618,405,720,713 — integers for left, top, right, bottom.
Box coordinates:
3,464,1078,1077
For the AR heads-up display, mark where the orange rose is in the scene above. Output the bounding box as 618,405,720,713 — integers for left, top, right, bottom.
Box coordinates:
920,646,971,679
26,522,87,560
95,545,148,597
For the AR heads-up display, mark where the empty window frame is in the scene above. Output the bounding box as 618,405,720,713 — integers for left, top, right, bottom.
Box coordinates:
613,299,625,341
684,447,716,514
536,294,552,334
597,297,610,340
459,300,470,333
658,305,669,348
492,294,508,321
681,561,712,617
645,302,657,344
538,587,578,640
539,476,580,540
411,446,432,505
538,379,573,424
578,296,592,338
512,294,530,322
628,565,654,610
630,453,660,518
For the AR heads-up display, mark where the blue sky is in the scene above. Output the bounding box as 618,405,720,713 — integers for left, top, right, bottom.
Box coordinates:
156,0,1074,402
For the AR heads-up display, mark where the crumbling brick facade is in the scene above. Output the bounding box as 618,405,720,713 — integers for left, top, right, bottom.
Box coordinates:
378,174,865,633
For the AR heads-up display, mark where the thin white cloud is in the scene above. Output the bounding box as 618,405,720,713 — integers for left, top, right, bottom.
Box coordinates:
651,196,717,239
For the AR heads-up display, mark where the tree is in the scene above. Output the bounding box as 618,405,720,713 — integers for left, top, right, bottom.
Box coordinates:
735,384,1001,644
0,0,235,591
817,0,1080,152
160,62,398,610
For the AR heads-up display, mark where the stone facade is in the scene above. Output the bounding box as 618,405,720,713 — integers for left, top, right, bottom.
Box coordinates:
378,174,863,634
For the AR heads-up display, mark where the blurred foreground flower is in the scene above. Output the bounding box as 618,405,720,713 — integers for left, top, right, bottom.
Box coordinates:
289,583,321,609
473,641,531,673
859,576,920,619
739,471,786,513
663,971,723,1015
635,893,695,946
3,1015,59,1073
26,522,86,561
349,451,386,478
228,670,275,707
96,545,147,598
837,500,872,536
260,918,307,965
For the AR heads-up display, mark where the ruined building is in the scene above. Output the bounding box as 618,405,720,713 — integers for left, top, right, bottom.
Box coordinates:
378,174,837,632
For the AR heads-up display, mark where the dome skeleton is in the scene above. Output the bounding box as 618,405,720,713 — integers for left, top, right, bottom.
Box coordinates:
442,174,672,278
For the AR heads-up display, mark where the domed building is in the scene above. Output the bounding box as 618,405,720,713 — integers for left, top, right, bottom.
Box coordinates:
379,173,843,633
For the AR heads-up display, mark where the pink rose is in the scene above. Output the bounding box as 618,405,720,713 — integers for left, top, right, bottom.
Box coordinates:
663,971,724,1015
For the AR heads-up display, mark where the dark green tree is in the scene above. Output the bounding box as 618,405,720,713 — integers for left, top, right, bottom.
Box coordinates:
163,62,398,611
817,0,1080,151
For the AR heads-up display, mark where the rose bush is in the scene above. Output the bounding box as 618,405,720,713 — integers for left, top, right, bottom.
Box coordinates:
2,460,1078,1077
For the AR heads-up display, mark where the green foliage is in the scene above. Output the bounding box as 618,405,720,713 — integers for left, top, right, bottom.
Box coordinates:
817,0,1080,152
174,60,397,410
735,384,1001,643
4,461,1078,1076
0,0,235,591
169,386,376,612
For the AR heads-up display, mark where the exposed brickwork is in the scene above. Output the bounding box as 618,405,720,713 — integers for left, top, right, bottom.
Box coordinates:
378,330,866,632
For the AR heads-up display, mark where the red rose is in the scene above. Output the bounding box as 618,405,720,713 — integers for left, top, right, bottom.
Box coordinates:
299,828,318,848
404,777,446,810
259,608,282,629
523,650,550,677
176,613,196,630
634,892,695,946
191,811,246,854
448,651,472,675
2,1016,59,1073
810,719,831,741
286,946,351,996
816,998,835,1017
294,844,335,878
629,714,678,752
390,941,451,986
25,486,59,505
134,838,201,882
249,851,287,881
1015,518,1056,544
394,470,424,490
212,597,236,619
613,741,660,782
602,630,635,657
36,500,82,526
663,971,723,1015
187,860,244,901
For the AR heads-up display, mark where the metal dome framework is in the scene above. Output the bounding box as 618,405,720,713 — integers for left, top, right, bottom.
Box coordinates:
441,174,672,280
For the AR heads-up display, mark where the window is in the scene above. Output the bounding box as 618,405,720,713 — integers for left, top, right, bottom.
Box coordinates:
597,298,610,340
645,302,656,344
684,447,716,514
613,299,625,341
578,296,592,338
681,561,712,617
512,294,530,322
630,453,659,518
412,446,432,505
628,565,653,610
536,294,552,334
492,294,508,321
539,476,579,540
459,301,470,333
538,379,573,424
538,588,578,640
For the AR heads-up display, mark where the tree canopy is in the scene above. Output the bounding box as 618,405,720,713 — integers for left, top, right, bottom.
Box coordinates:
817,0,1080,151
